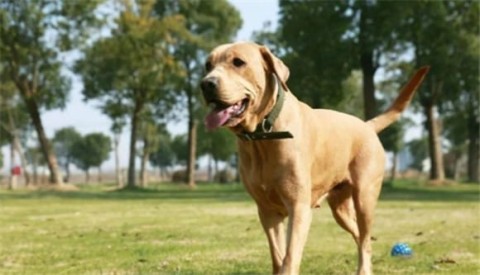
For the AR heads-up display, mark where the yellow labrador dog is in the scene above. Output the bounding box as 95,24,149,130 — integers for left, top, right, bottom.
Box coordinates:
200,42,428,275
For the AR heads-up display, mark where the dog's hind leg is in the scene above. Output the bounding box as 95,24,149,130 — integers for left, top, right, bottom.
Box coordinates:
350,159,384,275
258,207,287,274
350,140,385,275
327,183,360,244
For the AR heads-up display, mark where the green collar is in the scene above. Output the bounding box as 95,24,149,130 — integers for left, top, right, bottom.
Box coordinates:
238,75,294,141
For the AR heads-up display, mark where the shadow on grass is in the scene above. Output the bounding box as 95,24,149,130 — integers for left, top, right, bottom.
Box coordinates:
0,181,478,203
0,183,252,202
380,181,479,202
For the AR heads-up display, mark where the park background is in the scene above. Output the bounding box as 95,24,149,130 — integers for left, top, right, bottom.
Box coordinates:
0,1,479,274
1,0,478,188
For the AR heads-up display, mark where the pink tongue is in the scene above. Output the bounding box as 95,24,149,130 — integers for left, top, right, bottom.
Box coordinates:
205,104,238,130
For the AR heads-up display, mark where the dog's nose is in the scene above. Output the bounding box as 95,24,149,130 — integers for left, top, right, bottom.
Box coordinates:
201,77,218,99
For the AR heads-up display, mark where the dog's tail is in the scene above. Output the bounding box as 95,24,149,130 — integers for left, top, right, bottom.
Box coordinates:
367,66,430,134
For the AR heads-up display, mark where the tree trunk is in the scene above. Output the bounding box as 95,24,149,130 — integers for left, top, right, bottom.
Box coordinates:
9,141,16,190
7,108,31,185
64,157,71,183
85,169,90,183
187,118,197,188
98,166,102,183
424,103,445,181
359,3,378,120
390,151,398,181
13,137,31,186
23,97,63,185
127,101,142,189
32,154,38,185
360,51,377,120
114,133,123,188
467,110,479,182
139,136,149,188
207,155,213,182
186,80,197,188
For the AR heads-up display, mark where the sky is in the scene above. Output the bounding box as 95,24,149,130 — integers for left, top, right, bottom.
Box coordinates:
1,0,280,173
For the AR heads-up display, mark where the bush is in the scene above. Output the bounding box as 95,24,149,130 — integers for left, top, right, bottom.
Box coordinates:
214,169,234,184
171,170,187,183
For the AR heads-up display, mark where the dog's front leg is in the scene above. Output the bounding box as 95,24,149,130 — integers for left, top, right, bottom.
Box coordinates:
281,202,312,275
258,207,287,274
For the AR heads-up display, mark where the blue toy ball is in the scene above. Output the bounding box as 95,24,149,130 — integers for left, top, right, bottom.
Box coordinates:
391,242,413,257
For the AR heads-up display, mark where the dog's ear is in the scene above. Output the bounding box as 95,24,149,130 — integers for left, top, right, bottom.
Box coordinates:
260,46,290,91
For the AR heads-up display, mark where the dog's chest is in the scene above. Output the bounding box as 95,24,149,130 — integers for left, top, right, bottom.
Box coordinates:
237,143,299,213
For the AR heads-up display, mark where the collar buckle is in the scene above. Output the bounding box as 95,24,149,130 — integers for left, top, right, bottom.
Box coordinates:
261,119,273,133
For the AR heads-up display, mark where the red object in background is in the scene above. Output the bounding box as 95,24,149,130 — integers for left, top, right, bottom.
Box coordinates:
11,166,21,176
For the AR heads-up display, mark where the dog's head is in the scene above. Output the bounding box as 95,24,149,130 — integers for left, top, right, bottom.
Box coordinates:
200,42,289,133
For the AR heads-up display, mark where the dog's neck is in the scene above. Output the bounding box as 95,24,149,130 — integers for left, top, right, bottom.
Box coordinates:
236,74,293,141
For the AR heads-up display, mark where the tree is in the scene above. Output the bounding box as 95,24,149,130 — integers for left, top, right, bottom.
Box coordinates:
353,1,408,119
0,0,105,185
278,0,407,118
153,0,242,188
149,133,175,178
102,103,127,187
198,126,237,179
407,138,428,172
278,1,352,109
71,133,111,183
441,1,479,182
75,0,183,188
52,127,82,182
26,145,45,184
0,83,31,186
401,0,479,182
379,120,406,181
137,114,164,187
171,134,188,166
377,66,414,181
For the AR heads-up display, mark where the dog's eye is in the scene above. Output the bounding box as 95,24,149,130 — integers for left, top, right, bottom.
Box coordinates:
205,61,213,72
232,57,245,68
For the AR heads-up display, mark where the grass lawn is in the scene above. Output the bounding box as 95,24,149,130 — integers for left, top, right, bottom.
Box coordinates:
0,180,478,274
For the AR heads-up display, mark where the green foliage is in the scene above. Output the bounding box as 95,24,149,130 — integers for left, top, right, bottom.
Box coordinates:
0,0,106,184
0,86,30,146
0,0,104,110
75,9,182,109
338,70,364,117
379,121,404,154
407,138,429,171
198,126,237,163
152,0,242,186
402,1,472,106
71,133,111,172
137,114,165,156
26,145,46,168
53,127,82,169
278,0,407,110
279,1,352,108
171,134,188,165
149,133,175,170
439,1,479,159
75,0,189,186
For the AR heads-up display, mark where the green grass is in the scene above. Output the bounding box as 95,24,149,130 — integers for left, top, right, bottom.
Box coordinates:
0,180,478,274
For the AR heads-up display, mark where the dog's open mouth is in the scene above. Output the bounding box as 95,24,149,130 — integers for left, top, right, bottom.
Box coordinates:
205,98,249,130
